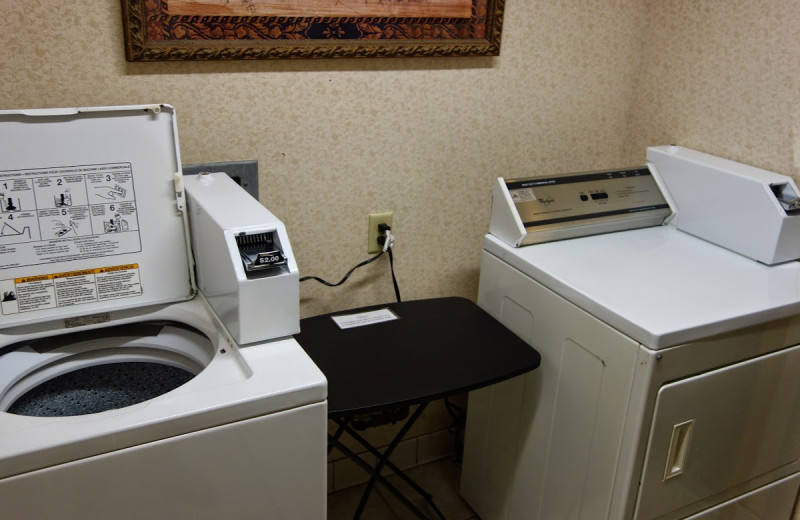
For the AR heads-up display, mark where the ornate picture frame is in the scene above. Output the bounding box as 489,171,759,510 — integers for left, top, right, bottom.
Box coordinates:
121,0,505,61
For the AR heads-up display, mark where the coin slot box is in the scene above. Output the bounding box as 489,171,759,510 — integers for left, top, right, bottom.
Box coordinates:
236,231,288,279
185,172,299,344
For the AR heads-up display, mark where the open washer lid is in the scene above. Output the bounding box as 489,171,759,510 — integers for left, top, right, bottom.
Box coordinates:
0,105,194,330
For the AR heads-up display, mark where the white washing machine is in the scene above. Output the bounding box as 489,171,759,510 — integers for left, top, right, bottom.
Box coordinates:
0,105,328,519
461,147,800,519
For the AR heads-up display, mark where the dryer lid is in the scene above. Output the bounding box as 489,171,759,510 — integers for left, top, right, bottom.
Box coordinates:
0,105,194,329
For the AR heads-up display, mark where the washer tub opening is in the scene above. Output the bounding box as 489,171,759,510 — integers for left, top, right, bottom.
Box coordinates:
0,321,215,417
8,362,195,417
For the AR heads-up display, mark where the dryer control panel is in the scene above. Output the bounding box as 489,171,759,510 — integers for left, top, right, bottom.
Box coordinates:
490,167,671,247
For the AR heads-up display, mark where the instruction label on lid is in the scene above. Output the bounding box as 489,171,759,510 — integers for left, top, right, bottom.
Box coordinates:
0,162,141,269
0,264,142,315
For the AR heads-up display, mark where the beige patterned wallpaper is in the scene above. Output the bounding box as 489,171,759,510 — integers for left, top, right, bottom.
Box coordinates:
626,0,800,178
0,1,796,319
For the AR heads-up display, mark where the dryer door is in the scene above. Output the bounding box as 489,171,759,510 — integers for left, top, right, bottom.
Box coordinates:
634,344,800,520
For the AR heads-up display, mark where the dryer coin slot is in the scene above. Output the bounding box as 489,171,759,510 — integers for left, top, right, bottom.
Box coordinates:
590,192,609,200
770,183,800,214
236,232,288,278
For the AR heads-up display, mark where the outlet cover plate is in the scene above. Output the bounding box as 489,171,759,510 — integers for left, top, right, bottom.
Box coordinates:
368,212,393,253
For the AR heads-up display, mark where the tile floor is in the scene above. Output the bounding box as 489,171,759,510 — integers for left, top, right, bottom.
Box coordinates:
327,457,479,520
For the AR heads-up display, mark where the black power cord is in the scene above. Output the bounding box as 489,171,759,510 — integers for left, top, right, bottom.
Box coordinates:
378,223,402,303
299,251,385,287
386,246,401,303
444,396,466,463
299,224,401,303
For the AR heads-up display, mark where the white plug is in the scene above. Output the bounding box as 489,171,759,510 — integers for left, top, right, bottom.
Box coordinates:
382,229,395,252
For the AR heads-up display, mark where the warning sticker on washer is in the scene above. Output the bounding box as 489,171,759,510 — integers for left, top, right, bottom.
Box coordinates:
0,264,142,315
0,163,141,270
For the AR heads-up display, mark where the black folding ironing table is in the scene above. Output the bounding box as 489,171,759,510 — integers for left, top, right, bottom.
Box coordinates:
293,297,541,520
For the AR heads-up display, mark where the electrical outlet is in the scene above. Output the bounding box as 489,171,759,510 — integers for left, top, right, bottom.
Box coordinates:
367,211,393,253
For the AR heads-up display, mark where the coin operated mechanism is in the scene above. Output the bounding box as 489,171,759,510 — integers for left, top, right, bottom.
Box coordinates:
647,145,800,265
185,172,299,344
236,232,288,278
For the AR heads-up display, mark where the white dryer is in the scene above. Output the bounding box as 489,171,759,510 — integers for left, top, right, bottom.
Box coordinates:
461,147,800,519
0,106,328,519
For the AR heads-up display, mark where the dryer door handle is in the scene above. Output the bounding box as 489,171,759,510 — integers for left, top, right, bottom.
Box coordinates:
663,419,694,481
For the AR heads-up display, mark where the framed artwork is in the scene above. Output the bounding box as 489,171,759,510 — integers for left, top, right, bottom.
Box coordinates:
121,0,505,61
